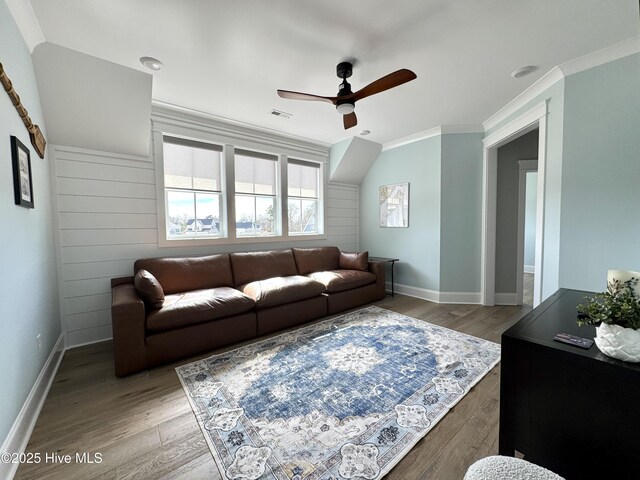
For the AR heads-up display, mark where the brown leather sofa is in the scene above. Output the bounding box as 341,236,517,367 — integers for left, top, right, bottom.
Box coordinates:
111,247,385,376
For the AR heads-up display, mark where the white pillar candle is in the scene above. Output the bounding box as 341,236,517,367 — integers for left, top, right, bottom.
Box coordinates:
607,269,640,298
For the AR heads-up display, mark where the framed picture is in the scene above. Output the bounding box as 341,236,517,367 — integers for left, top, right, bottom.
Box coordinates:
11,136,34,208
379,182,409,227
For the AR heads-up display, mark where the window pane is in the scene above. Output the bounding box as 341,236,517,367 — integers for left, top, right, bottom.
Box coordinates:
256,196,276,235
235,154,276,195
288,162,319,198
164,142,221,191
194,193,220,236
288,199,318,234
166,190,220,238
236,195,275,237
166,190,194,237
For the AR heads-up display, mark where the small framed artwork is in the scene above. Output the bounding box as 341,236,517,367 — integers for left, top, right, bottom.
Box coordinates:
379,182,409,227
11,136,34,208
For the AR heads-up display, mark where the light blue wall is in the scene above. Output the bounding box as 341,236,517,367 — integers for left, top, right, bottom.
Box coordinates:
439,133,484,292
0,3,61,447
360,136,441,291
486,79,565,300
559,53,640,291
524,172,537,268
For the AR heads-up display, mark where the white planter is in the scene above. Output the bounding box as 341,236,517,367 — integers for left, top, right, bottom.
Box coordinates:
595,323,640,363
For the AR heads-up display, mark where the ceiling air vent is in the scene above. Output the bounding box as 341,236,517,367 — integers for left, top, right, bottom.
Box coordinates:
269,109,292,119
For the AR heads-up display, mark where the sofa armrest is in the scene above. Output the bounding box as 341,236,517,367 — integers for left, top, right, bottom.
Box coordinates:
111,282,147,376
368,261,386,300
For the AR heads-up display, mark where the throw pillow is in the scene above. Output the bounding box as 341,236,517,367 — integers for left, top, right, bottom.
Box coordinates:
134,269,165,308
339,251,369,271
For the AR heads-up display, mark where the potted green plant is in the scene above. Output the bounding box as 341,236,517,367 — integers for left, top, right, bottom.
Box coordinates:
577,270,640,362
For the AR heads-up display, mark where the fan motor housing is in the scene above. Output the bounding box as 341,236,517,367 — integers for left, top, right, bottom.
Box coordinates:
336,62,353,79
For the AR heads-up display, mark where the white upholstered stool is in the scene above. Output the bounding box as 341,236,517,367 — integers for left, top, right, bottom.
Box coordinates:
464,456,564,480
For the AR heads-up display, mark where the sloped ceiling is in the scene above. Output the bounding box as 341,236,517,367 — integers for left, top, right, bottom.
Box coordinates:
32,42,152,157
330,137,382,185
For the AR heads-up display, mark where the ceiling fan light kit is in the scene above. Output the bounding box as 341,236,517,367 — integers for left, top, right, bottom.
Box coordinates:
277,61,416,130
336,103,355,115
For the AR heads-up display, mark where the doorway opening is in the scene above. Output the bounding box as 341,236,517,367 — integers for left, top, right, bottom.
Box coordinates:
481,101,548,307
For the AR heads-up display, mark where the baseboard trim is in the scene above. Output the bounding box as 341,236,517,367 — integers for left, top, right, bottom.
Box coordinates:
495,292,518,305
439,291,482,304
524,265,535,274
0,334,65,480
392,283,440,302
389,282,481,305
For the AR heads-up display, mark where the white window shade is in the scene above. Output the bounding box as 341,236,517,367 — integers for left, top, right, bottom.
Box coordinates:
288,160,319,198
235,151,277,195
164,138,222,192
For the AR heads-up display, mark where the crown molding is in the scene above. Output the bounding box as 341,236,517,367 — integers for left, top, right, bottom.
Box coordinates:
482,67,563,133
151,100,329,161
559,35,640,77
381,126,441,151
5,0,45,53
382,125,483,151
483,35,640,133
440,125,485,135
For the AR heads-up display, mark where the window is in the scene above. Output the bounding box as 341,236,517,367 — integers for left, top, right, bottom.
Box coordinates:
163,136,223,239
234,149,278,237
288,159,321,235
157,126,326,245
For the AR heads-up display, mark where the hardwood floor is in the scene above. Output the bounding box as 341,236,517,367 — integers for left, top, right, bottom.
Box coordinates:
15,295,529,480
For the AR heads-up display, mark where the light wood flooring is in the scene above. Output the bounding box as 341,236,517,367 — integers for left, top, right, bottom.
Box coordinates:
16,295,529,480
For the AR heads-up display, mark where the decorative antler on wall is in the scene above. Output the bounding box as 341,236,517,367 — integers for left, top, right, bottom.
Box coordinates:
0,62,46,159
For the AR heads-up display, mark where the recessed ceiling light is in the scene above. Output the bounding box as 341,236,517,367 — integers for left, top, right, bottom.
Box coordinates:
140,56,164,71
511,65,537,79
359,130,371,136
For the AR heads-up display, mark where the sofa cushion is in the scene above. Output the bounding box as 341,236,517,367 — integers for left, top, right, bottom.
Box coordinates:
230,250,298,286
292,247,340,275
239,275,325,308
134,269,165,308
146,287,255,332
309,270,376,293
339,251,369,271
135,254,233,295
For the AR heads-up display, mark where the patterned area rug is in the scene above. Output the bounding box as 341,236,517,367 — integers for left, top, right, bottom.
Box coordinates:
176,306,500,480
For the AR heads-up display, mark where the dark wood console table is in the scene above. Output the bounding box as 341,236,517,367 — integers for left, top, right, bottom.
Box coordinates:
499,288,640,479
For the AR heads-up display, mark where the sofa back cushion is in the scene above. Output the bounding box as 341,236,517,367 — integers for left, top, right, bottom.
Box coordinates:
230,250,298,285
293,247,340,274
134,254,233,294
339,251,369,271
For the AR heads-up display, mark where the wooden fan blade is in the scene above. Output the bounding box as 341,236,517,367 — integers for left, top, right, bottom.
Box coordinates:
353,69,417,102
343,112,357,130
277,90,337,104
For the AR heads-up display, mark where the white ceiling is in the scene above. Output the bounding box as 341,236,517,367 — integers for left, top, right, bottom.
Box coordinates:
26,0,640,146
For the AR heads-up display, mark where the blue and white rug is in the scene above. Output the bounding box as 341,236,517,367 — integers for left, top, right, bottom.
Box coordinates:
176,306,500,480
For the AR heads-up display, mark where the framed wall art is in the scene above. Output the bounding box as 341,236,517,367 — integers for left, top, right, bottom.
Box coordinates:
379,182,409,227
11,136,34,208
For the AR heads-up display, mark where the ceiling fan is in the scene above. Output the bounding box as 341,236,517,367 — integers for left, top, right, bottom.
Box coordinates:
277,62,417,130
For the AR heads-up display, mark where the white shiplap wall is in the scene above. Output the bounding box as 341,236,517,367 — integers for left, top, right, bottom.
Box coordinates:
52,145,359,347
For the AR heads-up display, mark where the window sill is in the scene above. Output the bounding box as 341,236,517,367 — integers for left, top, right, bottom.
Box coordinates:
157,233,328,248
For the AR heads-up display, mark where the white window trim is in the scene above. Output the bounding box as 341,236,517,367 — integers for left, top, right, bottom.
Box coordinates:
151,108,329,248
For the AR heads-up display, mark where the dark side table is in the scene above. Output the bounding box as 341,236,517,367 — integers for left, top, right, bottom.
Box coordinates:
499,288,640,479
369,257,399,296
